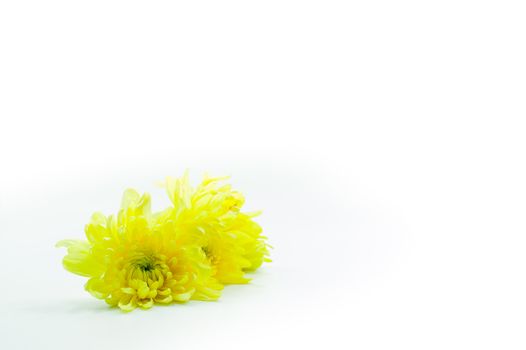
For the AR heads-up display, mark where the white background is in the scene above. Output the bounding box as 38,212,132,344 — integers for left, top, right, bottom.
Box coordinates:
1,1,525,349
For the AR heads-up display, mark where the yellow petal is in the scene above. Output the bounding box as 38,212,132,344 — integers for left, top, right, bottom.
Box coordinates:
172,288,195,302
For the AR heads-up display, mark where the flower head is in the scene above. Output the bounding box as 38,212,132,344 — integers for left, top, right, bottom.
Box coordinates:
57,189,222,311
161,172,271,284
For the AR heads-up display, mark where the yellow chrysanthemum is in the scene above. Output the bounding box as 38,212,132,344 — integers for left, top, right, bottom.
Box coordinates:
57,189,222,311
57,173,269,311
161,172,271,284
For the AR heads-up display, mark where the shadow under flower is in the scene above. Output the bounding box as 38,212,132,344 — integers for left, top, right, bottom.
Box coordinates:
14,298,114,315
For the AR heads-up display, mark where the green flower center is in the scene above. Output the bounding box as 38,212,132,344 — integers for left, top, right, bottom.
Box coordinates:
137,261,155,272
202,246,211,258
127,254,165,281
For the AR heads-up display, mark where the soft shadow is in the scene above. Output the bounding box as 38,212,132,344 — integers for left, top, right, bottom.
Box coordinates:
14,298,115,315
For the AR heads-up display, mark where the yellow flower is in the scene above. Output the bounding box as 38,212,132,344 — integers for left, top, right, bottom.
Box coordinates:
57,189,222,311
162,172,271,284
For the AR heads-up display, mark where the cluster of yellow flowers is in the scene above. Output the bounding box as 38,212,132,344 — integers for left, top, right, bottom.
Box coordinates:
57,173,270,311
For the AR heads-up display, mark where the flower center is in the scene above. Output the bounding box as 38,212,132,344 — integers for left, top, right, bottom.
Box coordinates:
136,260,155,272
126,254,166,282
117,252,177,309
202,246,212,258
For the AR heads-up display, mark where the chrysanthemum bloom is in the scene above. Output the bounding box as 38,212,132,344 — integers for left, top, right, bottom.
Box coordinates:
160,173,270,284
57,189,222,311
